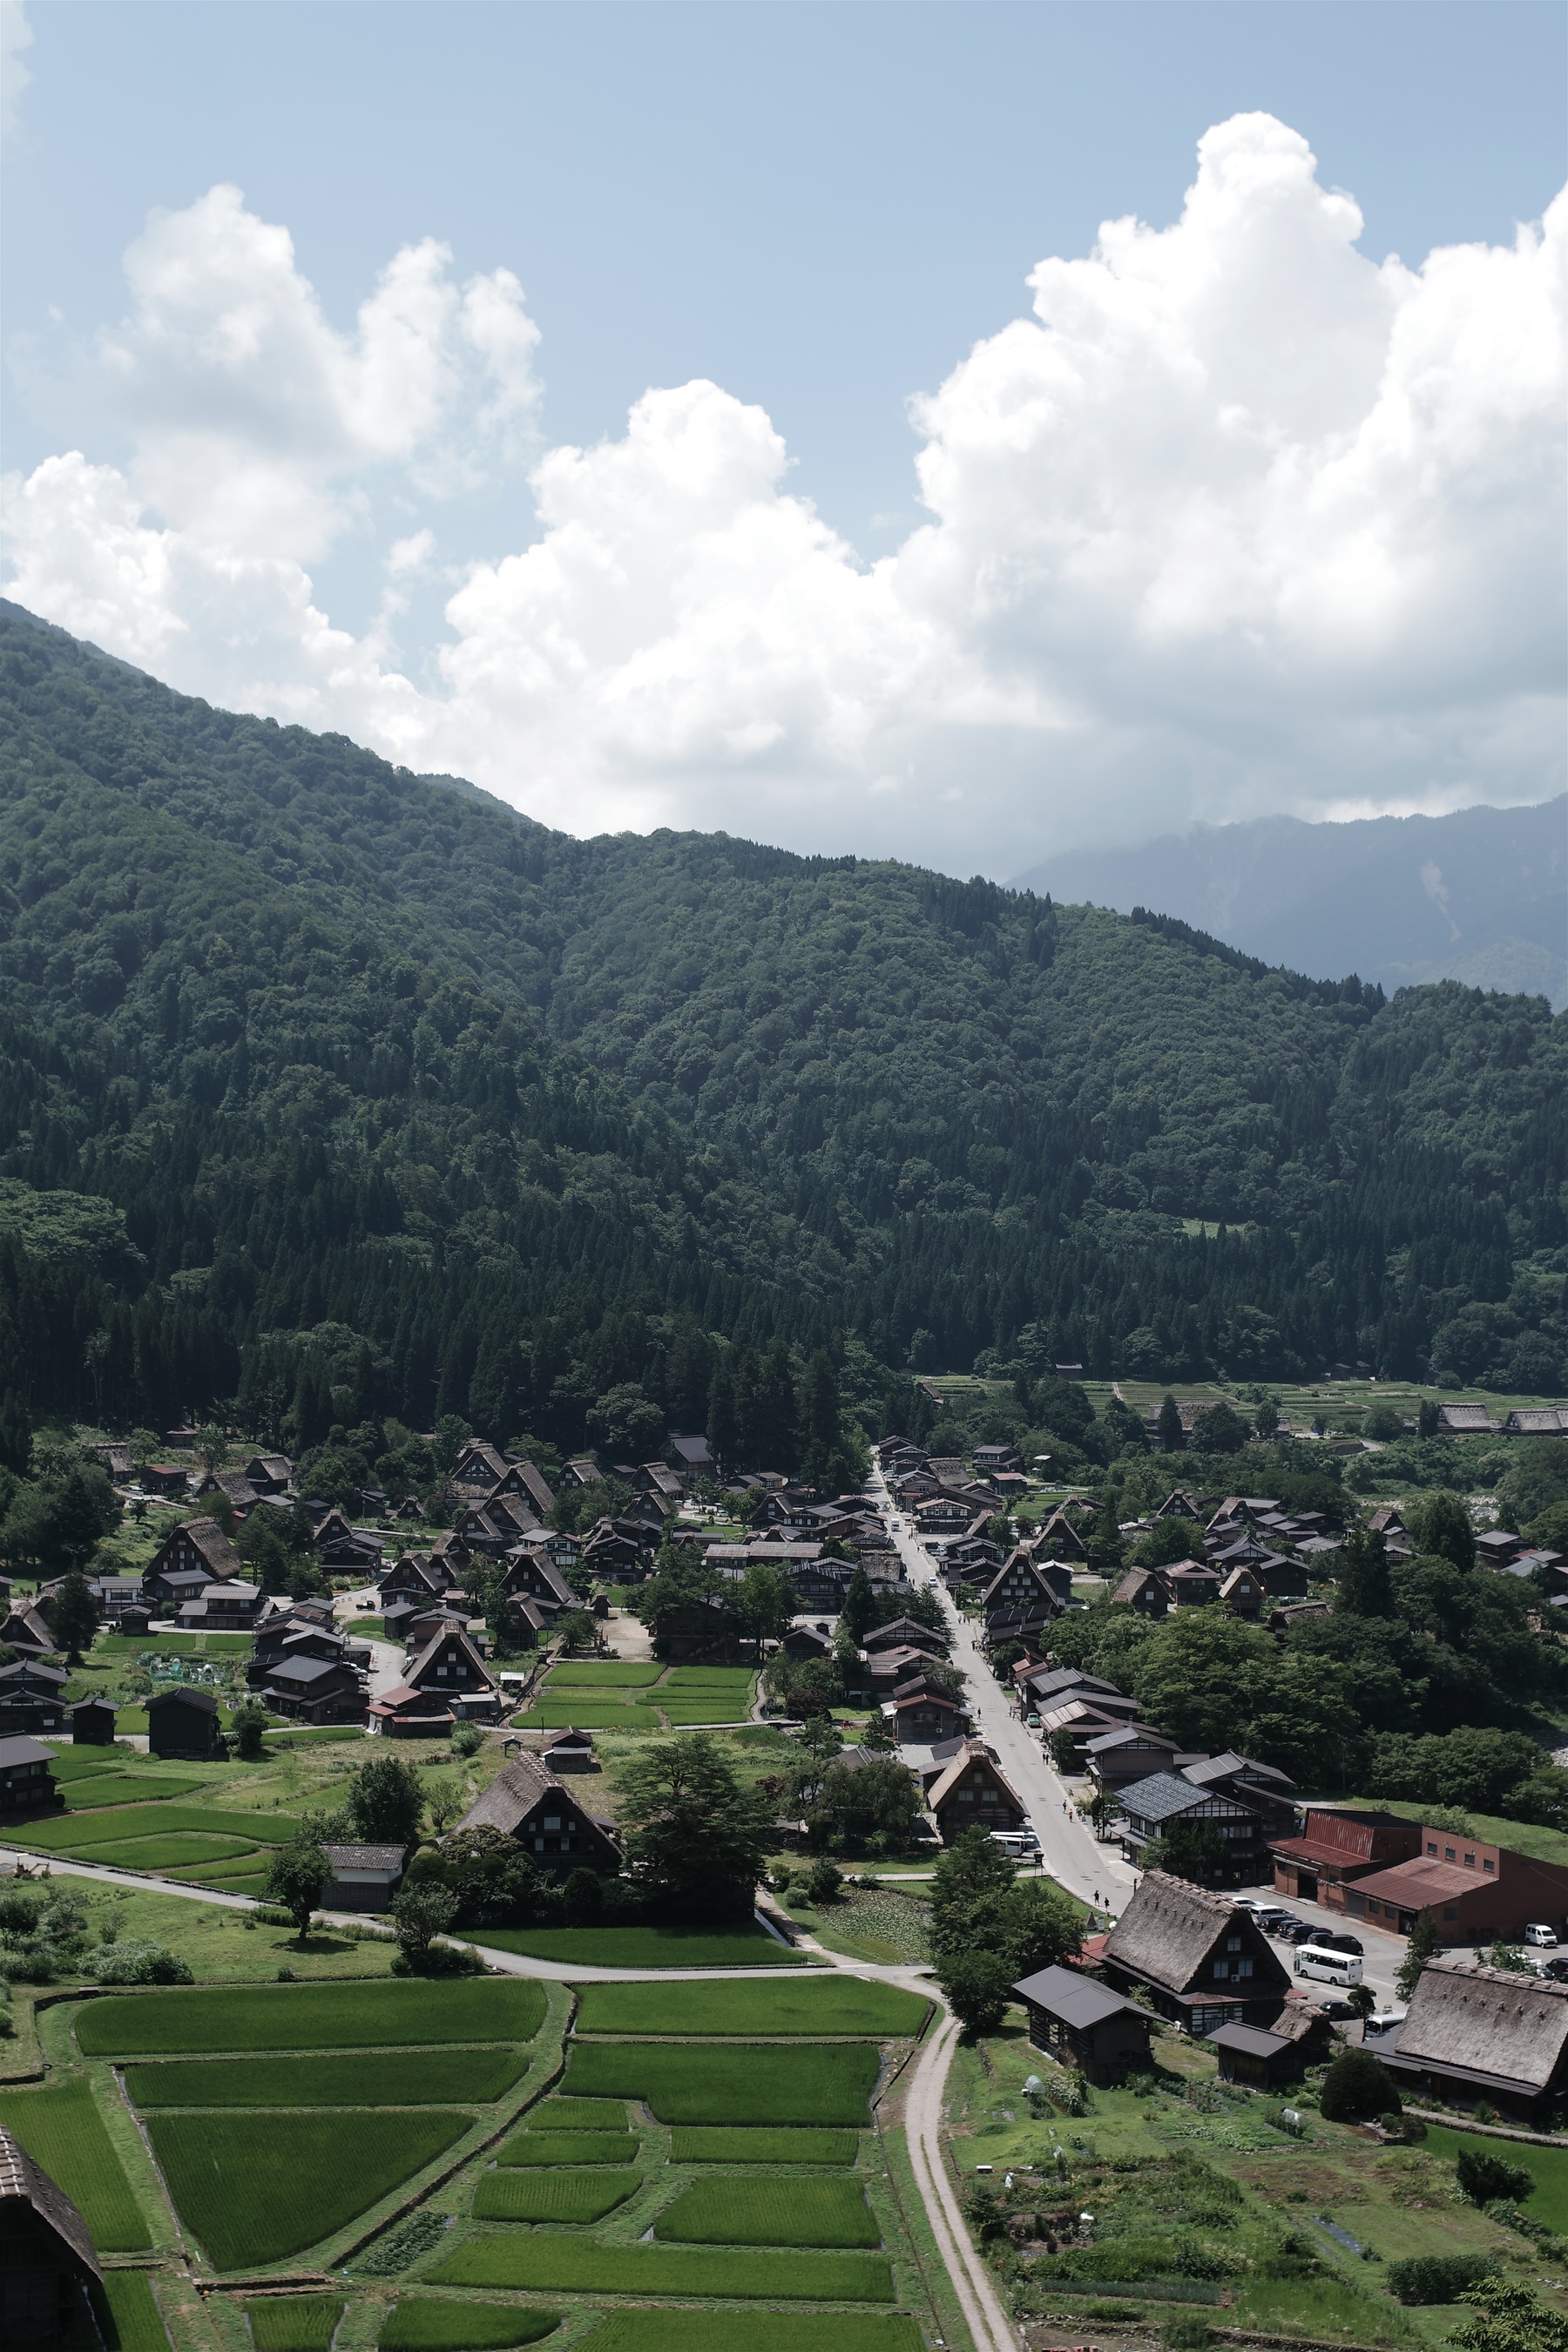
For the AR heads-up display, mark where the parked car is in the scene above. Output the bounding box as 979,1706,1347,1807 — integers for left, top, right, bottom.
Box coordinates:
1315,1997,1358,2021
1274,1917,1315,1943
1524,1923,1560,1949
1539,1957,1568,1985
1307,1930,1363,1955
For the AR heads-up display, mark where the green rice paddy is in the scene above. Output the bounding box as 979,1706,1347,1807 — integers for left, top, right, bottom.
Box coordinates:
473,2167,641,2223
524,1705,665,1731
380,2304,564,2349
522,2098,629,2130
471,1923,805,1968
567,2319,924,2352
70,1832,259,1869
125,2044,532,2108
1419,2125,1568,2233
246,2295,345,2351
95,2270,170,2352
670,2128,860,2165
10,1801,299,1851
573,1978,928,2038
0,2077,150,2249
423,2234,896,2301
496,2132,641,2167
58,1773,206,1806
80,1976,545,2054
655,2176,882,2247
147,2107,475,2268
657,1669,757,1692
547,1662,662,1686
561,2041,883,2126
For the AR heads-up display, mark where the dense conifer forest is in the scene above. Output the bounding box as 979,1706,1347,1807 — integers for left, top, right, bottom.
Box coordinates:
0,598,1563,1460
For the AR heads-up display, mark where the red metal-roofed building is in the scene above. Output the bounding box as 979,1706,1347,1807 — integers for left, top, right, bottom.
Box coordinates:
1270,1808,1423,1910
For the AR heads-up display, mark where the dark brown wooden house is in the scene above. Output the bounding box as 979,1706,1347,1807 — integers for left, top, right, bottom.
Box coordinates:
1101,1871,1292,2034
145,1687,222,1760
0,2123,103,2345
454,1753,623,1877
1012,1963,1154,2083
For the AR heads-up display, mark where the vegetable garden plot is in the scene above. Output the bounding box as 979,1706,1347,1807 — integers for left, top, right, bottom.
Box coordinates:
574,1978,928,2038
246,2295,345,2351
127,2044,531,2108
0,2077,150,2250
655,2175,882,2247
380,2304,564,2349
423,2234,896,2301
496,2132,640,2166
80,1975,545,2053
577,2315,926,2352
547,1662,662,1686
473,2167,641,2223
471,1923,805,1969
670,2128,859,2164
562,2042,882,2126
147,2108,474,2268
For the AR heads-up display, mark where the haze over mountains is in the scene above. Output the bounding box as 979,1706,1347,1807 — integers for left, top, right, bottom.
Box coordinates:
1013,799,1567,1013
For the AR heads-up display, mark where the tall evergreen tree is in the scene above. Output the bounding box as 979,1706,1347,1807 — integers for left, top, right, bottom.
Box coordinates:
1336,1524,1393,1618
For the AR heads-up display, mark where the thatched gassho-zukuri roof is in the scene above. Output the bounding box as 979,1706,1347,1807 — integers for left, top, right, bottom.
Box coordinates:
1104,1869,1259,1994
1393,1958,1568,2092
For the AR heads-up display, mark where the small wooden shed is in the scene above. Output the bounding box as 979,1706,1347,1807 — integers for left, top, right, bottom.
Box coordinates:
1207,2021,1303,2088
1011,1963,1155,2083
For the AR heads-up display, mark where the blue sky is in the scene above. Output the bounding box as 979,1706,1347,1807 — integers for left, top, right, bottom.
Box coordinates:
3,1,1564,870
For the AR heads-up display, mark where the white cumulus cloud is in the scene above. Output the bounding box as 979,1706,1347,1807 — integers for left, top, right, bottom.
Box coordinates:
3,117,1563,867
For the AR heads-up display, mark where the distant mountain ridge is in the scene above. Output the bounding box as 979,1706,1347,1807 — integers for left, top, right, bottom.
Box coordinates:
1012,799,1567,1011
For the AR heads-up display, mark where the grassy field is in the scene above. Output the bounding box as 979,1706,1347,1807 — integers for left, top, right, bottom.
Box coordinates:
54,1771,208,1806
147,2106,475,2267
125,2044,531,2108
572,1978,929,2038
496,2131,642,2166
654,2175,882,2247
422,2234,896,2301
659,1702,756,1724
1333,1799,1568,1868
562,2040,884,2125
524,1704,665,1731
70,1831,261,1869
79,1976,545,2053
95,2270,171,2352
380,2304,565,2349
0,2077,150,2250
670,2127,860,2164
1420,2123,1568,2232
9,1882,402,1983
1230,2279,1416,2344
472,2167,641,2222
521,2097,629,2129
246,2296,344,2351
471,1923,806,1968
565,2319,925,2352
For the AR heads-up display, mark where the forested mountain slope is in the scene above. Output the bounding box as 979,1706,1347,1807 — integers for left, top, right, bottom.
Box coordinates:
0,598,1563,1448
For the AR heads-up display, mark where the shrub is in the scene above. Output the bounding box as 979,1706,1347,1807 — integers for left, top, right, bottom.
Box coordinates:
84,1939,193,1986
1320,2047,1401,2120
1387,2253,1499,2305
450,1721,483,1759
1458,2147,1537,2207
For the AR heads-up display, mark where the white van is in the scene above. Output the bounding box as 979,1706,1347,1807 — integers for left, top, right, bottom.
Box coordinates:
1294,1944,1364,1988
1524,1923,1559,1949
990,1829,1041,1862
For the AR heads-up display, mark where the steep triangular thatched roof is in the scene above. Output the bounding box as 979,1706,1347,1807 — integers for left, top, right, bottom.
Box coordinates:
1104,1870,1251,1993
0,2123,102,2283
1396,1959,1568,2092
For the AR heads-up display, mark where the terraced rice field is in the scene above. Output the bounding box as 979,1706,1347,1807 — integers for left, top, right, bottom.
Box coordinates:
147,2108,475,2268
470,1923,805,1968
496,2131,640,2167
379,2304,564,2349
670,2128,860,2164
561,2040,883,2125
246,2295,344,2350
79,1976,545,2053
655,2175,882,2247
423,2234,896,2301
125,2044,532,2108
95,2270,170,2352
524,1704,666,1731
547,1662,662,1686
573,1978,928,2038
564,2320,924,2352
472,2167,640,2222
521,2098,629,2130
0,2077,150,2249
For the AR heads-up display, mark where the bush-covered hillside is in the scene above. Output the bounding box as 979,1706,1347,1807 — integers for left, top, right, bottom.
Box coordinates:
0,597,1562,1446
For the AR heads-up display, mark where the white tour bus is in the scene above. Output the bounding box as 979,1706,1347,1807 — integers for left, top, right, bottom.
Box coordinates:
1294,1943,1364,1988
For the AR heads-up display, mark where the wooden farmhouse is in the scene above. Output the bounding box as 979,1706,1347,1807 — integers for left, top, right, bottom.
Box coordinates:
1011,1963,1154,2083
1101,1871,1292,2033
145,1687,222,1760
1381,1958,1568,2124
454,1753,624,1877
927,1739,1026,1842
0,1734,61,1816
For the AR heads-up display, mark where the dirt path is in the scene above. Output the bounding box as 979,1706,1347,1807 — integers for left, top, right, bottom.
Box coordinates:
904,2002,1019,2352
